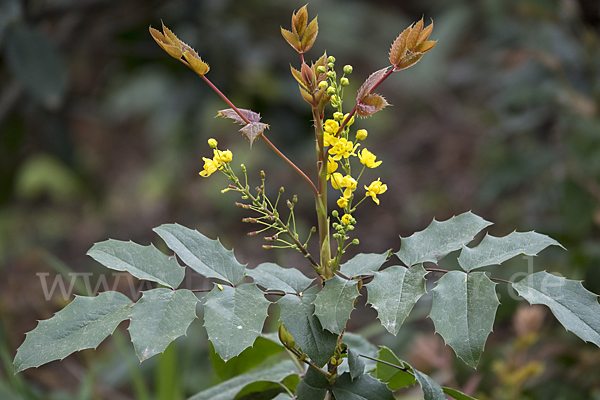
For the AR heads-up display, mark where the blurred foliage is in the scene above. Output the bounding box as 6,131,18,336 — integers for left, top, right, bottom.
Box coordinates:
1,0,600,398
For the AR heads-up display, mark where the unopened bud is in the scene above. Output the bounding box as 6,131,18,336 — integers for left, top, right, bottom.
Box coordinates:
356,129,368,140
279,187,285,194
229,184,238,190
310,226,317,233
264,236,274,242
333,112,344,121
326,86,336,96
343,65,353,74
328,56,336,63
287,199,293,209
318,81,328,89
262,245,273,249
317,65,327,74
332,210,339,218
352,238,360,245
248,231,257,236
208,138,218,148
292,194,298,204
261,170,266,179
327,70,336,79
241,164,246,172
340,77,349,86
348,225,355,231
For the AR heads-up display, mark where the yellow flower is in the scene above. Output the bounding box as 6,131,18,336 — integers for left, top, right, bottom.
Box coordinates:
215,149,233,163
324,119,339,135
341,214,352,224
343,113,355,126
199,157,221,177
324,131,335,147
356,129,368,140
365,178,387,205
326,157,338,180
337,196,348,208
331,173,357,199
329,137,354,160
358,148,382,168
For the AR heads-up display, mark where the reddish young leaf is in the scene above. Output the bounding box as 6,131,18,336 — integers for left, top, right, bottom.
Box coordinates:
418,21,434,44
406,19,423,52
217,108,262,125
357,67,389,102
396,52,424,71
414,40,436,53
300,17,318,53
241,122,269,145
291,65,308,90
281,27,300,52
299,85,314,105
292,5,309,37
389,26,410,66
356,94,389,117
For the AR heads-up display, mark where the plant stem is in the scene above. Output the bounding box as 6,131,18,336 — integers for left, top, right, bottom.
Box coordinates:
313,106,332,279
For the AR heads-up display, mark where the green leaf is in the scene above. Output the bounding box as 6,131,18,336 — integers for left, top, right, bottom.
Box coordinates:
412,366,446,400
5,23,67,108
128,288,198,361
87,240,185,289
188,360,298,400
154,224,246,285
396,212,492,267
513,271,600,347
277,286,337,367
272,394,293,400
429,271,499,368
204,283,271,361
209,337,285,382
348,348,365,381
14,292,132,373
339,251,389,278
366,264,427,335
375,346,415,390
246,262,313,294
458,231,563,271
313,275,360,334
295,366,329,400
332,372,395,400
443,387,479,400
342,333,379,373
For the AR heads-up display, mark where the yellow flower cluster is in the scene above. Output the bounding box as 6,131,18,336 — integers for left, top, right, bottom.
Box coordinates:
199,139,233,177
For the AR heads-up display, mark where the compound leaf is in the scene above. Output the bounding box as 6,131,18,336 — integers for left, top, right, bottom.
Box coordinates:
339,251,389,278
87,239,185,289
188,360,298,400
313,275,360,334
14,291,132,373
246,262,313,294
128,288,198,361
357,67,388,101
277,286,337,367
366,264,427,335
204,283,270,361
458,231,563,271
513,271,600,347
332,372,395,400
429,271,499,368
154,223,246,285
396,212,492,267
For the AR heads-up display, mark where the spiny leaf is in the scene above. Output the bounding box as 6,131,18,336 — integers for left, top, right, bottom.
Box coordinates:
389,26,410,66
300,16,318,53
339,251,389,278
149,26,182,59
14,292,132,373
443,387,479,400
128,288,198,361
396,52,424,71
154,223,246,285
366,264,427,335
203,283,271,361
277,286,337,367
357,67,389,101
240,122,269,145
513,271,600,347
418,21,434,43
292,5,309,37
217,108,262,125
458,231,563,271
87,239,185,289
296,365,329,400
281,27,300,52
406,19,423,52
356,94,389,117
290,65,308,91
183,49,210,75
161,22,182,50
412,366,446,400
347,348,365,381
299,84,314,104
430,271,499,368
246,262,313,294
415,40,437,53
396,211,493,267
313,275,360,334
375,346,416,390
187,360,298,400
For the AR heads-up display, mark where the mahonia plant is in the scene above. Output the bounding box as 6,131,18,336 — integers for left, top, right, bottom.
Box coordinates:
14,5,600,400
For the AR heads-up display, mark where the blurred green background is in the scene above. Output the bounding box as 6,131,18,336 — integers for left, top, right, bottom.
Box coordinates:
1,0,600,398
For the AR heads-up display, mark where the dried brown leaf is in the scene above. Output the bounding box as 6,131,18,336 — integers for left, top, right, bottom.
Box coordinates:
356,67,389,101
356,94,389,117
281,27,300,52
406,19,423,52
300,17,318,53
240,122,269,145
217,108,261,125
292,5,309,37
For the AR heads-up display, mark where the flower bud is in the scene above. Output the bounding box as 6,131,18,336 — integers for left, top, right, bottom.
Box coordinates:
310,226,317,233
316,65,327,74
340,77,349,86
326,86,336,96
333,112,344,121
356,129,368,140
279,187,285,194
292,194,298,204
248,231,257,236
352,238,360,245
328,56,336,63
262,245,272,249
332,210,339,218
287,199,293,209
279,324,296,349
208,138,218,148
261,170,266,179
327,70,336,79
327,62,334,69
343,65,353,74
318,81,328,89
